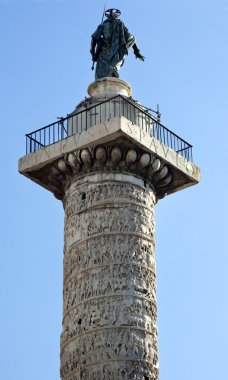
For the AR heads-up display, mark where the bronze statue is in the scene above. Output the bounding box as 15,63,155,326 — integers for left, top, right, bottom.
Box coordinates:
90,8,145,80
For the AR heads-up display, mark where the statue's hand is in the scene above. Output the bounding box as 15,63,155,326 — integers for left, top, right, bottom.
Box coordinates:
132,44,145,61
135,51,145,61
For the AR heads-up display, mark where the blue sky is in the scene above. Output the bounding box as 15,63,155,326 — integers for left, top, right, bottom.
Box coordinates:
0,0,227,379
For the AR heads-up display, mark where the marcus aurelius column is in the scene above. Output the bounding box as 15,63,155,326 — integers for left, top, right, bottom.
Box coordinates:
61,163,158,379
18,78,200,380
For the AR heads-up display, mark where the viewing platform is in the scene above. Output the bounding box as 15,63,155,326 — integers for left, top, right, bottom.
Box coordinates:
25,94,193,162
19,78,200,201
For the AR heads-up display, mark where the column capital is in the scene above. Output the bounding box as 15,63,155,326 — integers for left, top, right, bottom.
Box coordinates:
19,116,200,201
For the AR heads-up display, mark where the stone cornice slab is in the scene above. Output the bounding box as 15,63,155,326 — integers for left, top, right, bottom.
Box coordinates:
18,116,200,200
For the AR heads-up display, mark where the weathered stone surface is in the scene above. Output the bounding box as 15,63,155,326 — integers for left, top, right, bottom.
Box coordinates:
88,77,132,98
61,174,158,380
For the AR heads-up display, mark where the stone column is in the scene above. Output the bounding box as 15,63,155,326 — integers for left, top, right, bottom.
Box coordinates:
60,168,158,380
18,77,200,380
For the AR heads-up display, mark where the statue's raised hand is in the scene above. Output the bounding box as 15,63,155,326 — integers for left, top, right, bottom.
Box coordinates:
135,51,145,61
132,43,145,61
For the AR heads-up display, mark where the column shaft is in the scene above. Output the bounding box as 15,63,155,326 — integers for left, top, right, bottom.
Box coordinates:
60,173,159,380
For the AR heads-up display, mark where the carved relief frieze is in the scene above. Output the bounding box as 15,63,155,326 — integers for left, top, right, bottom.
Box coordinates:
60,329,158,379
62,360,158,380
63,264,156,314
64,206,154,249
63,235,155,282
63,182,156,218
61,295,157,348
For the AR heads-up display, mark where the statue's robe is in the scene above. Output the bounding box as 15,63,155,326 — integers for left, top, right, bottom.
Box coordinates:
92,18,135,79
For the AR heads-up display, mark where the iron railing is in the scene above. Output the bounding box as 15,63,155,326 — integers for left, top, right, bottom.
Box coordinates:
25,95,193,161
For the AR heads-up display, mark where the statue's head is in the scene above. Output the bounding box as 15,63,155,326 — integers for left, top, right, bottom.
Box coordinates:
105,8,121,19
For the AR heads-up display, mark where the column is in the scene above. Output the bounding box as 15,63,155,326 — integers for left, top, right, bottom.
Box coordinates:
60,151,159,380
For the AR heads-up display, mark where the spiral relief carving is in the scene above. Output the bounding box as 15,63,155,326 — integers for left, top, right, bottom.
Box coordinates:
61,178,159,380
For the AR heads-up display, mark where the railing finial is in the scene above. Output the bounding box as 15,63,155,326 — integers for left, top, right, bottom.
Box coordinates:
157,104,161,123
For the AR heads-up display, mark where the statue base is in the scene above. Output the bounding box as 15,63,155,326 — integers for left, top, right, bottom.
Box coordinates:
88,77,132,98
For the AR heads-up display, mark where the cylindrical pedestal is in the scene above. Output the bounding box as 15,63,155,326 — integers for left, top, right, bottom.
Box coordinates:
88,77,132,98
60,172,159,380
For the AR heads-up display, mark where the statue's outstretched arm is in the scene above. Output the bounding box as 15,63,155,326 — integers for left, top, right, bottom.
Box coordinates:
132,43,145,61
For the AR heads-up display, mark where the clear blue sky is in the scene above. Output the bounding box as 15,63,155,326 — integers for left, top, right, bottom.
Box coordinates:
0,0,227,379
